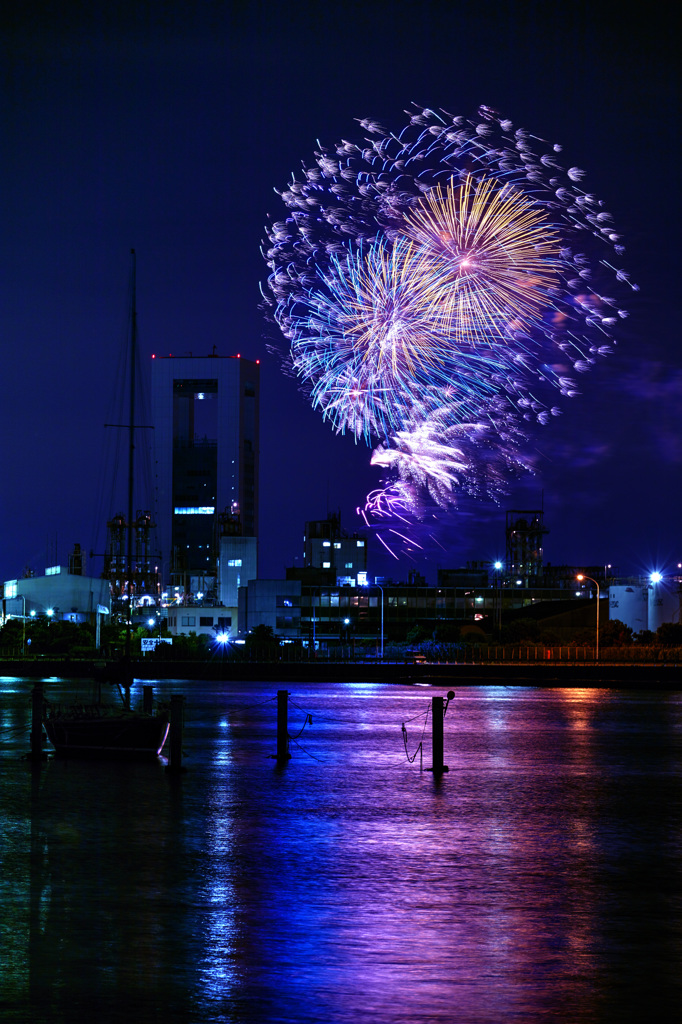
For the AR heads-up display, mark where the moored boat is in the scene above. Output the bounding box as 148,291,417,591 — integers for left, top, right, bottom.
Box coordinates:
43,699,170,759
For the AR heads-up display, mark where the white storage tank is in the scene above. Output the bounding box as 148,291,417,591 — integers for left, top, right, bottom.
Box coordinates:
608,585,649,632
648,580,682,633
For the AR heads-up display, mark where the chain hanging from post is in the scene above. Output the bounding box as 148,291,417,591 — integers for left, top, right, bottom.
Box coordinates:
402,703,430,770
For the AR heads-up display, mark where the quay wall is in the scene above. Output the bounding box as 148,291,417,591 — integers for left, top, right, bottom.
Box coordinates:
0,658,680,687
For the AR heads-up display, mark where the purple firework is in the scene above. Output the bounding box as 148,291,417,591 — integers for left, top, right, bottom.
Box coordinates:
262,103,635,519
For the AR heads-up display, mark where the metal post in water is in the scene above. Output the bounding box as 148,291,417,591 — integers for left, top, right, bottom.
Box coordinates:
29,683,45,762
429,692,454,775
430,695,445,774
143,685,153,713
277,689,290,762
166,694,185,772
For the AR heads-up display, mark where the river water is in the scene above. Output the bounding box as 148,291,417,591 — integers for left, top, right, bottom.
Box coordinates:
1,678,680,1023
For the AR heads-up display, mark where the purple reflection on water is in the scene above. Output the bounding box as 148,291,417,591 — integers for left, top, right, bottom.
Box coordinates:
1,681,680,1023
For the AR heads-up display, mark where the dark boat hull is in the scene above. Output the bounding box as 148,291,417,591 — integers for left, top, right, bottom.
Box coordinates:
44,709,170,760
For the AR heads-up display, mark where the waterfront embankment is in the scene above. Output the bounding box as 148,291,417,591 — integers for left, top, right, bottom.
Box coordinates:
1,657,680,686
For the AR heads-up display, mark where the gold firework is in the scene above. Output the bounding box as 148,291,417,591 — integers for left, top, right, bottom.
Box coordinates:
402,175,561,345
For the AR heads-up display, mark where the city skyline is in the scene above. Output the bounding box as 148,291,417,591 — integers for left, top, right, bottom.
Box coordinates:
1,3,679,585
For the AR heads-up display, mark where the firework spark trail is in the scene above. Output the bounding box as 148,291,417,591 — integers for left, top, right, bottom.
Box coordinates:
263,103,634,540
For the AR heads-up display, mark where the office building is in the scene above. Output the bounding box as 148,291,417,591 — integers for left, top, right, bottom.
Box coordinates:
303,512,367,585
151,353,259,599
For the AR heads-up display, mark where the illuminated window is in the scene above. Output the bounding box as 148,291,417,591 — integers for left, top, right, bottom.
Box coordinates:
322,561,331,569
46,565,61,576
356,540,365,547
322,541,331,547
174,506,215,515
5,580,17,598
334,542,341,549
345,562,353,569
227,559,242,567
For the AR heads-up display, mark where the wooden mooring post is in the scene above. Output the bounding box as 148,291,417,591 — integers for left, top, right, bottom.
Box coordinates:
277,689,291,762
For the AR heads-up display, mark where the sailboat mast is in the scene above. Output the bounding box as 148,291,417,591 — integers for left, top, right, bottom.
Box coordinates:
127,248,137,605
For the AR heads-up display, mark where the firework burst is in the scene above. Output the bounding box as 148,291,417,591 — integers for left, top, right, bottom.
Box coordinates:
403,175,562,345
288,238,507,440
262,104,634,533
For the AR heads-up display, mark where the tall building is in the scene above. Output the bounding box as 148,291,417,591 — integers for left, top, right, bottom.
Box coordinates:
505,509,548,584
303,512,368,585
151,353,259,599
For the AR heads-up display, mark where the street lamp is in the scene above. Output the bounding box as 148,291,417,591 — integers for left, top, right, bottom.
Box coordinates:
311,587,318,654
375,583,384,660
577,574,600,661
493,562,503,638
19,595,26,656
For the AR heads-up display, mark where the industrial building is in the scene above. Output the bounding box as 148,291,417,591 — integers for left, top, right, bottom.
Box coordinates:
150,352,259,603
505,509,548,583
165,604,234,640
302,512,368,585
2,562,111,626
237,576,605,645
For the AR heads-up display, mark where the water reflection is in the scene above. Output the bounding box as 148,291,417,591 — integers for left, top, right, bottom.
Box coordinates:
1,680,680,1023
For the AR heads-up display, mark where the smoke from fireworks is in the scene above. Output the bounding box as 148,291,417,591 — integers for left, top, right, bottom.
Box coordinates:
262,104,634,534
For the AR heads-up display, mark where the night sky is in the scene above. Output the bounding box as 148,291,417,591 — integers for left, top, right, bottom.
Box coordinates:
2,2,679,585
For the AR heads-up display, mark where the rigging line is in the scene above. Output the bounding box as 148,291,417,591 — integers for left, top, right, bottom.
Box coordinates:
288,736,324,762
386,754,422,768
91,267,132,558
402,704,430,763
287,699,358,724
402,732,423,764
288,714,313,741
0,723,31,738
402,705,431,724
230,695,280,711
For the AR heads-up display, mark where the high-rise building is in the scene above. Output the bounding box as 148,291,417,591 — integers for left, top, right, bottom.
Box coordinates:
151,353,259,598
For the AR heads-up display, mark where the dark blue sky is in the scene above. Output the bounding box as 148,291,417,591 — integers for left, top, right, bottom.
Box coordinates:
2,1,680,584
